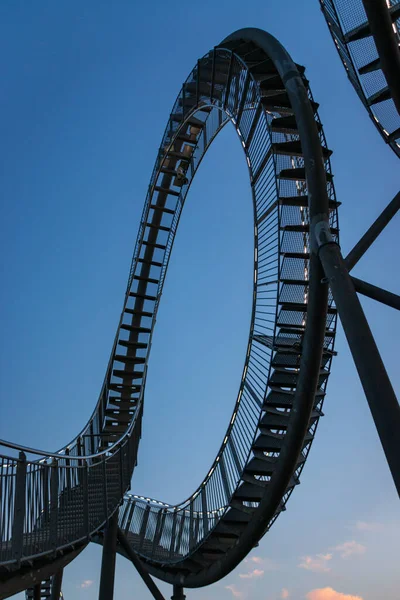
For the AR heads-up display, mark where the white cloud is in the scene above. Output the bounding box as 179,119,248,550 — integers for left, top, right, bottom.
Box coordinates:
298,553,333,572
79,580,94,589
354,521,383,532
306,587,363,600
333,541,366,559
281,588,289,599
250,556,264,564
239,568,264,579
225,584,243,599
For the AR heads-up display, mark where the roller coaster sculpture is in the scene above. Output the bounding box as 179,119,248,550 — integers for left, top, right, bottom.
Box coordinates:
1,9,399,600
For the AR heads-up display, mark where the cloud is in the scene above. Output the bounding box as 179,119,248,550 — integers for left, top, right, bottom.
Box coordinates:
225,584,243,599
250,556,264,564
306,587,363,600
333,541,366,559
247,556,279,570
281,588,289,599
298,553,333,572
354,521,383,532
239,568,264,579
79,580,94,589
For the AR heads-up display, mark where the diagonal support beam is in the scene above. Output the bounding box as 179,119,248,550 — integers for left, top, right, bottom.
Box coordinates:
117,528,166,600
318,240,400,498
345,191,400,271
351,276,400,310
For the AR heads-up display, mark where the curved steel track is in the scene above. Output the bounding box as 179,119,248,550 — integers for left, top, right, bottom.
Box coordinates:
0,28,339,597
320,0,400,157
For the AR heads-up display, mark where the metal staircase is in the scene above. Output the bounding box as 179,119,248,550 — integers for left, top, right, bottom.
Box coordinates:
320,0,400,156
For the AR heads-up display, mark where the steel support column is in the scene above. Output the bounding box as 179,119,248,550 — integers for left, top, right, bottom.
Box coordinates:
318,241,400,497
171,585,186,599
50,570,63,600
99,511,119,600
345,191,400,271
351,276,400,310
33,584,41,600
117,528,166,600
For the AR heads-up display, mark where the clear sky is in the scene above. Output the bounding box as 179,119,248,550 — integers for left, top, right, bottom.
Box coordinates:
0,1,399,600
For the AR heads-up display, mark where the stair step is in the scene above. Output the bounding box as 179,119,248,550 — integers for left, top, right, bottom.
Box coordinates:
278,301,336,314
160,167,178,176
137,258,163,268
272,140,332,159
129,292,157,302
248,58,279,77
133,275,159,285
118,339,148,350
112,370,144,380
253,431,285,451
123,308,153,318
142,240,167,250
345,3,400,43
358,57,381,75
259,74,283,92
120,324,151,334
234,482,267,501
279,195,340,209
165,150,192,161
149,204,175,215
170,113,204,128
264,388,324,410
271,114,322,133
367,86,391,106
114,354,146,365
145,222,170,233
278,167,333,182
261,92,319,114
154,185,181,197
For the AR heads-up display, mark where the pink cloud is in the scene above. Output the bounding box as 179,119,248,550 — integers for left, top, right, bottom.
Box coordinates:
79,580,94,589
281,588,289,599
298,553,333,572
250,556,264,564
354,521,383,532
225,584,243,599
333,541,366,559
306,587,363,600
239,568,264,579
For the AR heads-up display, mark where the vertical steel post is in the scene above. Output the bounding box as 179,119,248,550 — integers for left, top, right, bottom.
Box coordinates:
33,583,41,600
11,451,26,561
171,585,186,600
49,460,59,549
51,569,64,600
99,511,119,600
318,240,400,496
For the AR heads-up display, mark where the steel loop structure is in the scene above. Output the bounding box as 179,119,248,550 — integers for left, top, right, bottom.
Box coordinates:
320,0,400,156
1,24,399,600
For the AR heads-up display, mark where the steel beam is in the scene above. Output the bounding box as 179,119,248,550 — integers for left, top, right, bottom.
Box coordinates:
50,570,63,600
352,276,400,310
171,586,186,600
318,241,400,497
345,191,400,271
116,528,166,600
99,511,119,600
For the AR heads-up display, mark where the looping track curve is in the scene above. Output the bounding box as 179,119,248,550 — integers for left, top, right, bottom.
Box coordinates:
105,29,339,587
1,27,339,595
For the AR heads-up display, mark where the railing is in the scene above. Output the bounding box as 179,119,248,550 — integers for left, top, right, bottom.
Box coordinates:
0,404,142,565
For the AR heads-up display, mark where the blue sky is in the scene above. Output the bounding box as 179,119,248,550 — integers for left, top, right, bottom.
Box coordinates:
0,1,399,599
